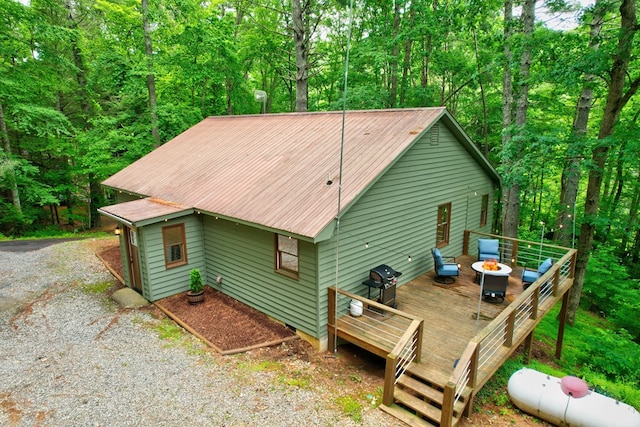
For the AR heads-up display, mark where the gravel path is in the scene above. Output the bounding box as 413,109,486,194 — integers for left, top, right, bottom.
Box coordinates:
0,239,401,426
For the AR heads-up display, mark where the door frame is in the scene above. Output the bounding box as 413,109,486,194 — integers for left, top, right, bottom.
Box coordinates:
125,227,142,293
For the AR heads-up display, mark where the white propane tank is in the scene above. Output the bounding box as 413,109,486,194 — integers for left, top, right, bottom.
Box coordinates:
349,299,363,316
508,368,640,427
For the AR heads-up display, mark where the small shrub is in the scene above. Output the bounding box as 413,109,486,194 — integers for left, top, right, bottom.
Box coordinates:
189,269,203,293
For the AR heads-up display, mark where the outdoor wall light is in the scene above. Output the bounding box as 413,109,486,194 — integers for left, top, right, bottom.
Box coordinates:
114,225,121,236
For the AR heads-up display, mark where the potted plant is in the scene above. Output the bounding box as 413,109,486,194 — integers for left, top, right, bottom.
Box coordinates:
186,268,204,305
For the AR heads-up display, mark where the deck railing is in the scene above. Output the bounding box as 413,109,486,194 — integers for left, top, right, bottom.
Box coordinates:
328,232,576,427
327,286,423,407
438,231,577,425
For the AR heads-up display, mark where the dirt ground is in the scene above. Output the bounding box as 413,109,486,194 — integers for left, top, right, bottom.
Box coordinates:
95,239,552,427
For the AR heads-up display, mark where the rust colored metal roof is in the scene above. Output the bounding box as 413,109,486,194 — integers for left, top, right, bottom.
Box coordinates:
102,108,447,238
98,197,192,225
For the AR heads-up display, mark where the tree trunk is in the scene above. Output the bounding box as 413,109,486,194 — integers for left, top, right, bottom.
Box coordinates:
502,0,535,243
0,102,22,214
291,0,308,112
400,6,415,107
500,0,514,240
142,0,160,146
473,28,489,156
388,0,401,108
556,7,604,247
568,0,638,325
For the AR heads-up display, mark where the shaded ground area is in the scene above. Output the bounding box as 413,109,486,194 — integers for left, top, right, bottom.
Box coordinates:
96,242,296,354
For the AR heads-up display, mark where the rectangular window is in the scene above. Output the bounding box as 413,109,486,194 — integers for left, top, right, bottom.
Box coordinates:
480,194,489,227
275,234,299,279
436,203,451,248
162,224,187,268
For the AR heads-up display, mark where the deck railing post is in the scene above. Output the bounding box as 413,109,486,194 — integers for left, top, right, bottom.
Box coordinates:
531,287,539,320
569,250,577,279
505,311,516,347
463,344,480,418
383,354,397,406
327,286,337,353
441,384,455,427
415,319,424,363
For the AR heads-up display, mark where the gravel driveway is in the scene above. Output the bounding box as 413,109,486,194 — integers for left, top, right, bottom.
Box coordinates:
0,239,401,426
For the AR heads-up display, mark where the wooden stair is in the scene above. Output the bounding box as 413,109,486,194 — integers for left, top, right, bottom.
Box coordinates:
380,362,472,427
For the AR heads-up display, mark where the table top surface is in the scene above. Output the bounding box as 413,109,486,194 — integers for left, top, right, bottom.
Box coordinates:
471,261,512,275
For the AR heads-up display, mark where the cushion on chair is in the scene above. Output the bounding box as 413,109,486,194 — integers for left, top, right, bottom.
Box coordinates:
538,258,553,275
439,264,459,275
522,269,540,284
432,248,444,267
478,239,500,261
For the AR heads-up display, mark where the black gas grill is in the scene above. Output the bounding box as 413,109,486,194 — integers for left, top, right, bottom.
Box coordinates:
362,264,402,308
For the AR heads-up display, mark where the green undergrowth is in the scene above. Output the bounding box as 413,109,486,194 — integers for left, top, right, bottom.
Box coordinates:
81,281,113,294
479,305,640,412
335,395,363,422
0,228,111,241
139,317,214,361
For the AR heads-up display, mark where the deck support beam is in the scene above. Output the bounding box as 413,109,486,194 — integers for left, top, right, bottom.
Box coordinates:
523,331,534,364
556,291,569,359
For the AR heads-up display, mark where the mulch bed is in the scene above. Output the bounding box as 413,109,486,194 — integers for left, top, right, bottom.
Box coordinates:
155,287,297,354
96,239,297,355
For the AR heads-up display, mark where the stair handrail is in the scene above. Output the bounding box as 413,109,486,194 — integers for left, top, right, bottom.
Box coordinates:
442,341,478,426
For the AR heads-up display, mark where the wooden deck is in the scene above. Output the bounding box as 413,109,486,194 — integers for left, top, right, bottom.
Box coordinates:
331,233,577,426
396,255,526,377
336,255,527,379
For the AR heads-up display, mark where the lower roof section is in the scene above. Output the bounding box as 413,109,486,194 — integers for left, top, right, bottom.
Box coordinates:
98,197,193,227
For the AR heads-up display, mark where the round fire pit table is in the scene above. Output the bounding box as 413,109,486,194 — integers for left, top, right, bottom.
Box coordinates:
471,261,512,276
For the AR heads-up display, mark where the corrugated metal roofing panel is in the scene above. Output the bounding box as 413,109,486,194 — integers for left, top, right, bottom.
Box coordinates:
102,108,447,238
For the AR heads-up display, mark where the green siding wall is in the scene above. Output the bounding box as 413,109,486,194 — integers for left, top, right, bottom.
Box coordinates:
202,217,320,337
316,123,497,338
136,214,206,301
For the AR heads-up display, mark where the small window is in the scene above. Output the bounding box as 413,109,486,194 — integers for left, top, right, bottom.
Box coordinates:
275,234,299,279
162,224,187,268
436,203,451,248
480,194,489,227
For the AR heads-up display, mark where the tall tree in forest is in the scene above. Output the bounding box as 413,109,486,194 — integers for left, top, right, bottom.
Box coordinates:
555,1,606,247
142,0,160,146
501,0,535,242
568,0,640,324
291,0,315,112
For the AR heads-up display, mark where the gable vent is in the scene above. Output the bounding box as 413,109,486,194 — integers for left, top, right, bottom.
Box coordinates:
430,124,439,145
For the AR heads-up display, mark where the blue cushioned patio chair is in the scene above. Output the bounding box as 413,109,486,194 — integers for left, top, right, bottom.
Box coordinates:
432,248,460,284
477,238,500,261
522,258,553,289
